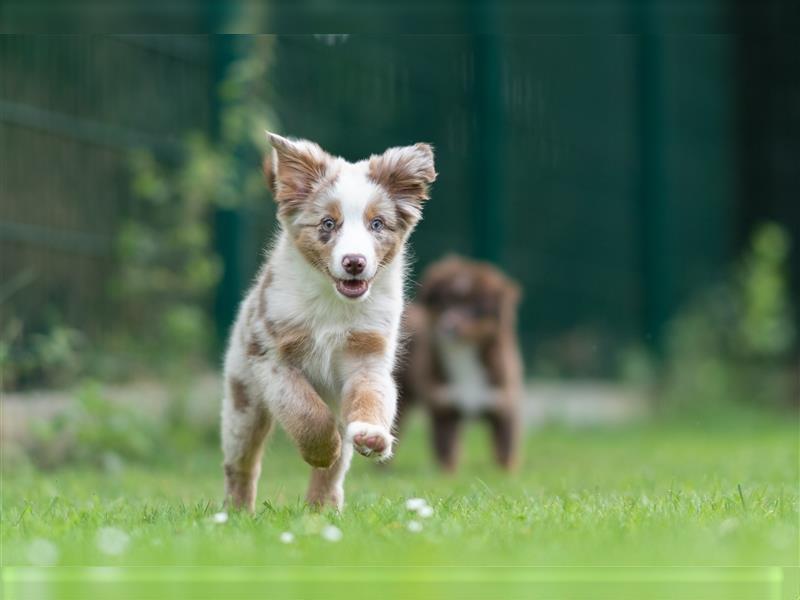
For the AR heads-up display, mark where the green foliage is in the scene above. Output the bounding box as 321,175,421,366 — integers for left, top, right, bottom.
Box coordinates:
110,37,278,372
25,380,216,470
113,146,220,368
659,222,796,414
0,270,88,389
0,313,86,390
27,382,163,469
736,222,795,357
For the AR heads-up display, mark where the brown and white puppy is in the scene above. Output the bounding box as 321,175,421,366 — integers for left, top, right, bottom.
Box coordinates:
221,133,436,511
399,255,523,471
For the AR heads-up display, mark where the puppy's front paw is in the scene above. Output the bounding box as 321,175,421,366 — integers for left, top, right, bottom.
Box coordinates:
346,421,394,462
299,423,342,469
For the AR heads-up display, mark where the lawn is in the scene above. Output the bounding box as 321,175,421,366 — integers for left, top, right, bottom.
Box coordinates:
2,413,798,599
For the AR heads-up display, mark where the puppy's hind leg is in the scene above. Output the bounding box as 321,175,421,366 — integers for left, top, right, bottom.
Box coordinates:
222,376,273,512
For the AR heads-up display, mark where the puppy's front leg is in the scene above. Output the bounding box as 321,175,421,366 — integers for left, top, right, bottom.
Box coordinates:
341,332,397,461
343,371,397,461
252,360,342,470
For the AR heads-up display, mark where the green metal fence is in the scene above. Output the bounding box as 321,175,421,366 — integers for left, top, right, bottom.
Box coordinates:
267,33,742,369
0,35,212,335
1,29,797,380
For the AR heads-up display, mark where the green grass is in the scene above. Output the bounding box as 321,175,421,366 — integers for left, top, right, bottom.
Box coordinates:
2,415,798,599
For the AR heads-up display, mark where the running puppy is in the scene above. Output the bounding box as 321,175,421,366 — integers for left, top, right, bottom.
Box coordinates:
222,133,436,511
406,256,523,471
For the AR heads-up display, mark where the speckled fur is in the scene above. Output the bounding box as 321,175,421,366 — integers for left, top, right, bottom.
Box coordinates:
221,133,435,511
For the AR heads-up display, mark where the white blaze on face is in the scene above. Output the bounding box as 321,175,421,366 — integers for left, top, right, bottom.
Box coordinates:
329,164,380,282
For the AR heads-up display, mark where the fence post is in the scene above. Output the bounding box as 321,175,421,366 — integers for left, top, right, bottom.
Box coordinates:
471,4,506,265
635,2,670,354
210,28,245,349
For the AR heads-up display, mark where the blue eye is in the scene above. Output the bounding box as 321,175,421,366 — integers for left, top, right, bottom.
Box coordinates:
370,218,384,232
321,218,336,232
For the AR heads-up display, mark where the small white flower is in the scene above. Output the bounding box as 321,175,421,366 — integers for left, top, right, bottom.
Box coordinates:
96,527,130,556
407,520,423,533
321,525,342,542
212,512,229,524
26,538,59,566
417,505,434,518
719,517,739,535
405,498,427,511
280,531,295,544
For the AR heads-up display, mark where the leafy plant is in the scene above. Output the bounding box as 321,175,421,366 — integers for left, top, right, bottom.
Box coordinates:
658,222,796,414
109,37,278,374
0,314,86,390
27,381,162,469
26,379,216,470
736,222,795,357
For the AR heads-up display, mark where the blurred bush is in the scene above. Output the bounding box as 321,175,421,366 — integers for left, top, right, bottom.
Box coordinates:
107,141,224,377
28,382,161,469
107,38,277,379
26,380,217,470
1,37,278,393
0,286,86,389
658,222,796,414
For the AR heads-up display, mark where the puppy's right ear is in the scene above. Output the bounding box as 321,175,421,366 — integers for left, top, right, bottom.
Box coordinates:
265,132,332,216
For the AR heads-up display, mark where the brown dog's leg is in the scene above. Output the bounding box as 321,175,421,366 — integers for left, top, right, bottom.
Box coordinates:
222,377,273,512
485,409,521,471
431,408,462,471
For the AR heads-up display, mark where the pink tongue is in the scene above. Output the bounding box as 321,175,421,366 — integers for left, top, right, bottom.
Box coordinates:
337,279,368,297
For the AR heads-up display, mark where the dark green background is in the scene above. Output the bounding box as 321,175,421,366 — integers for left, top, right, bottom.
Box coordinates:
1,23,797,375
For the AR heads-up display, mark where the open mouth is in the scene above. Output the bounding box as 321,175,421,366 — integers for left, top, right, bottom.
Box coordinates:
335,278,370,299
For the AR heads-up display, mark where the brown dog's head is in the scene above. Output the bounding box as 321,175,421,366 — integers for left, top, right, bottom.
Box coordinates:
418,255,521,344
264,132,436,301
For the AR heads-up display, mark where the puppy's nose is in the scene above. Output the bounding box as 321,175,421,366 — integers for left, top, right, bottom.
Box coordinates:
342,254,366,276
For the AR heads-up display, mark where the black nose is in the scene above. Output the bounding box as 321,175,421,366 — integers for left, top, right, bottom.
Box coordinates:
342,254,366,276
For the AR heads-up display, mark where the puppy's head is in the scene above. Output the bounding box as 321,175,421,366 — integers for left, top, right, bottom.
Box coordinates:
419,256,520,344
265,132,436,301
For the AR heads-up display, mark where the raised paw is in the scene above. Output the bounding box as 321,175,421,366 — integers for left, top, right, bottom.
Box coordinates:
346,421,394,462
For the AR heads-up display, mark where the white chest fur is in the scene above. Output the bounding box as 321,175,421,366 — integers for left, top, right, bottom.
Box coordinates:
263,235,403,399
436,337,494,414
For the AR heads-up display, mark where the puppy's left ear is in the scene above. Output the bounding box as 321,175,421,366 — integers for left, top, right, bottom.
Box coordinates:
368,143,437,228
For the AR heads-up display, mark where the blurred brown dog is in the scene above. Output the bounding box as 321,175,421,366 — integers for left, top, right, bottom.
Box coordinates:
396,255,523,471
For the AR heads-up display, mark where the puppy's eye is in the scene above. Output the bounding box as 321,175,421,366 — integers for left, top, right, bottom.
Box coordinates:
321,218,336,232
370,217,384,232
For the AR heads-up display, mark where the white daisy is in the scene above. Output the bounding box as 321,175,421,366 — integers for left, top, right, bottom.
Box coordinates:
26,538,59,566
280,531,295,544
405,498,427,512
321,524,343,542
407,520,423,533
96,527,130,556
